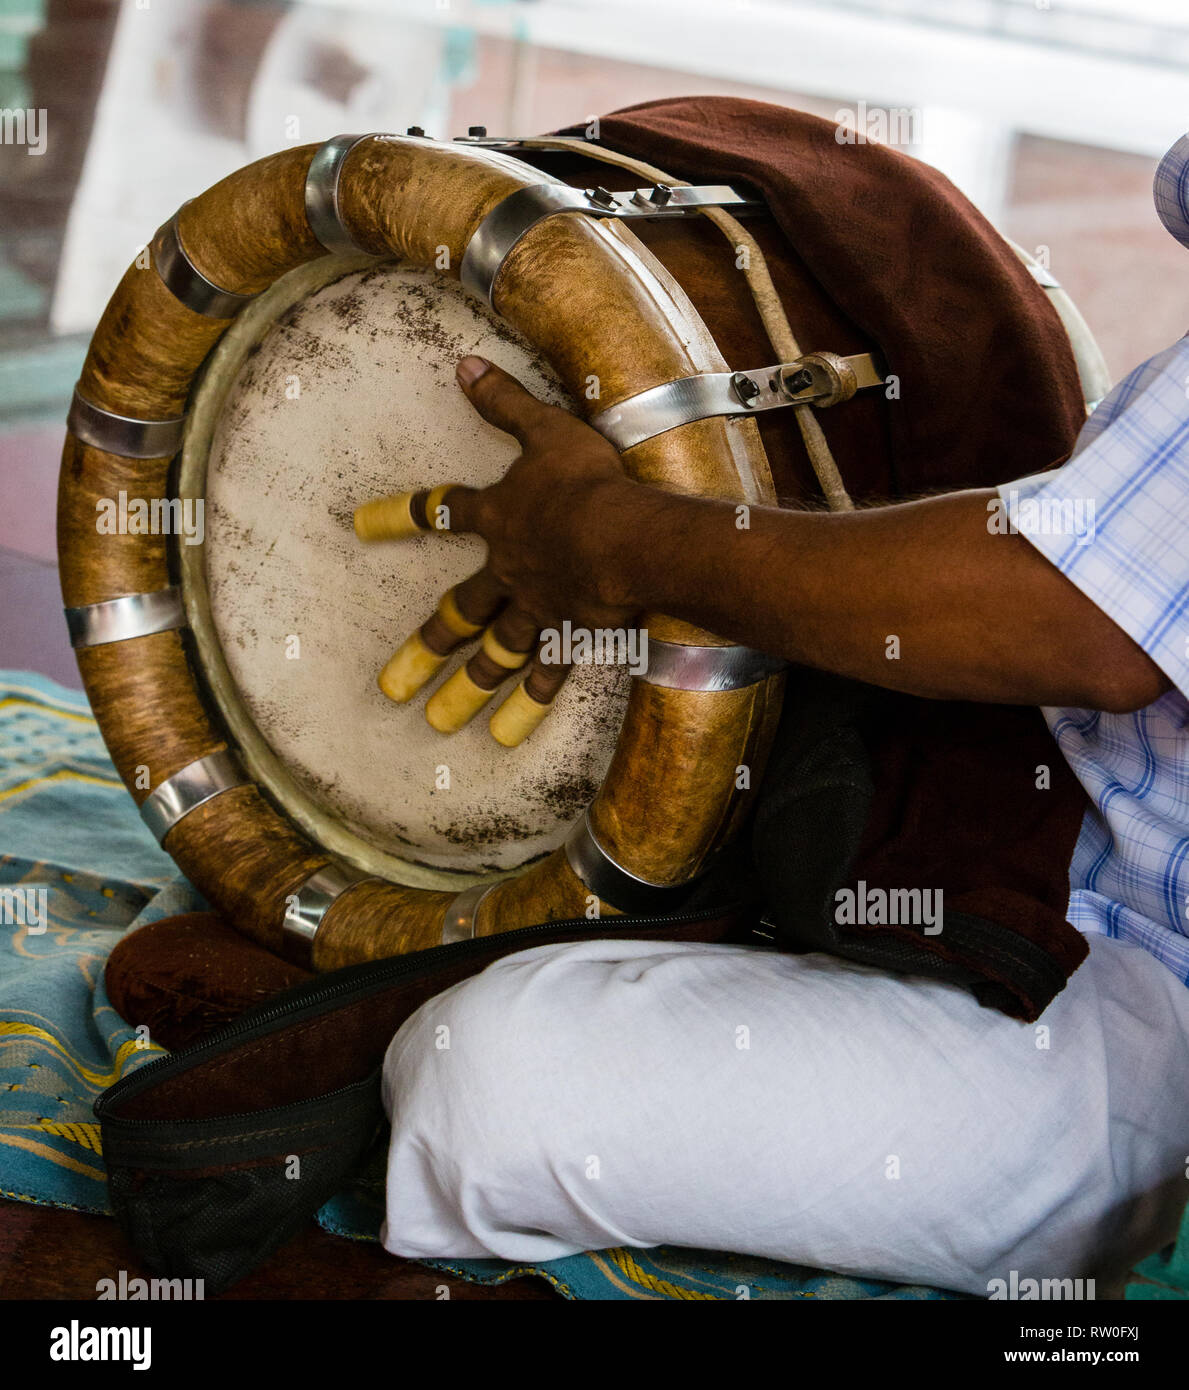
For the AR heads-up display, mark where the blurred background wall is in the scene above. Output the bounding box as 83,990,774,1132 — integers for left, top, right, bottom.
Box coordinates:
3,0,1189,681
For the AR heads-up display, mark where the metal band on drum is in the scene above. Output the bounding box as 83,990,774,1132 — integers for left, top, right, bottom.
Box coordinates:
139,749,247,844
66,387,187,460
282,862,380,967
641,639,786,692
305,133,379,255
565,811,693,915
441,882,496,945
150,211,258,319
460,182,763,306
65,587,186,649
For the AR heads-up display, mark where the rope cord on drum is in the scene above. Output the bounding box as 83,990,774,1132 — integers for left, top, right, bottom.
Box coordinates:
516,136,855,513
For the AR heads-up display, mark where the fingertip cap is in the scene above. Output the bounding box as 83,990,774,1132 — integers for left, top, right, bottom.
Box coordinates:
354,492,419,541
425,666,495,733
379,632,446,703
489,682,553,747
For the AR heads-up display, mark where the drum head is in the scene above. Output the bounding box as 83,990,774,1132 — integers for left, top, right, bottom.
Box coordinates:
179,255,631,889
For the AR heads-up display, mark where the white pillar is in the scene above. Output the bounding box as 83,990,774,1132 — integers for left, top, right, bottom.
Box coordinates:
909,106,1017,225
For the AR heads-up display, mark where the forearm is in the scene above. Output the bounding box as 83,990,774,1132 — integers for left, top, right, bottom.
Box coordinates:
444,358,1166,713
604,481,1168,711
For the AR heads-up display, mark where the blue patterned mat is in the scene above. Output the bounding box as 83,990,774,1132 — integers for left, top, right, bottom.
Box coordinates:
0,671,195,1209
2,668,1175,1299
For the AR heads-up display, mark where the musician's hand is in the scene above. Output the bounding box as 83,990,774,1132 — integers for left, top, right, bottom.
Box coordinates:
355,355,645,745
452,354,640,626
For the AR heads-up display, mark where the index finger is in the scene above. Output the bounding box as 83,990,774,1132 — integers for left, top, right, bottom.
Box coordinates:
456,356,565,448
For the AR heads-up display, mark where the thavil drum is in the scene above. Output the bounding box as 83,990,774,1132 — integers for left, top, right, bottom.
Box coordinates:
57,131,1106,970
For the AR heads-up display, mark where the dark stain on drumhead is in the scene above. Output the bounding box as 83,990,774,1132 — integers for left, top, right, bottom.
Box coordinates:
435,808,531,848
424,765,601,852
278,262,564,413
328,503,355,533
527,771,598,823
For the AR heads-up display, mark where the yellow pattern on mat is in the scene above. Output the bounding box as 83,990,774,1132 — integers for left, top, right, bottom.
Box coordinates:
0,1132,106,1182
0,1021,160,1086
32,1120,103,1154
0,769,122,808
0,697,95,724
603,1246,721,1300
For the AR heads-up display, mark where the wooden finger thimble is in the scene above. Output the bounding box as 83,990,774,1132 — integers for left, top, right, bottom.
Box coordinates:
354,491,420,541
489,681,554,747
425,666,496,733
379,631,447,703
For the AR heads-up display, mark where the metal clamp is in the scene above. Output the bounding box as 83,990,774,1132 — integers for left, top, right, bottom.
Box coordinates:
591,352,884,452
441,882,495,945
453,133,521,148
640,639,786,692
453,134,599,152
305,133,379,255
150,210,258,319
64,586,186,650
564,811,693,915
460,182,763,306
282,862,378,967
139,749,246,844
66,386,187,460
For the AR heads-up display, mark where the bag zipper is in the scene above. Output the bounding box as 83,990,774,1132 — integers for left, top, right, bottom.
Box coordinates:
96,904,742,1125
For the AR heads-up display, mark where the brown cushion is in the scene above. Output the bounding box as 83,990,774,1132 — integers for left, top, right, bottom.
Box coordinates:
106,913,312,1051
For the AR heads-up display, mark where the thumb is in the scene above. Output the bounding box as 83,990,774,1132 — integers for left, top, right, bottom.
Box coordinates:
455,356,556,447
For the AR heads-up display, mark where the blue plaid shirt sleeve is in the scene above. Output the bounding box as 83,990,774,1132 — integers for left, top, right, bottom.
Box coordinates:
997,336,1189,698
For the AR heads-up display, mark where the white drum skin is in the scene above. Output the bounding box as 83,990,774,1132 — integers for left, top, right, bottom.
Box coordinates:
180,257,631,887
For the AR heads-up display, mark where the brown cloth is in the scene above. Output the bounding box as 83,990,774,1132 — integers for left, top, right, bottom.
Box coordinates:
557,95,1086,491
555,96,1092,1019
106,913,311,1050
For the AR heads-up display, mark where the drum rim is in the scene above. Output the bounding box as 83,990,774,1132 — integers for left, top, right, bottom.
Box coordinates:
58,134,784,970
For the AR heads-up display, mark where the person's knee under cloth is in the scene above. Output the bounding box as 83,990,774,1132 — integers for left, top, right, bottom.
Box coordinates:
380,933,1189,1295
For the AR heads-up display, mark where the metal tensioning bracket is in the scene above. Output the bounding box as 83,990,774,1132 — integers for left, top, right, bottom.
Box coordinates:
282,863,380,967
591,352,885,452
65,586,186,650
139,749,247,844
565,811,696,915
150,209,258,319
460,182,764,306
